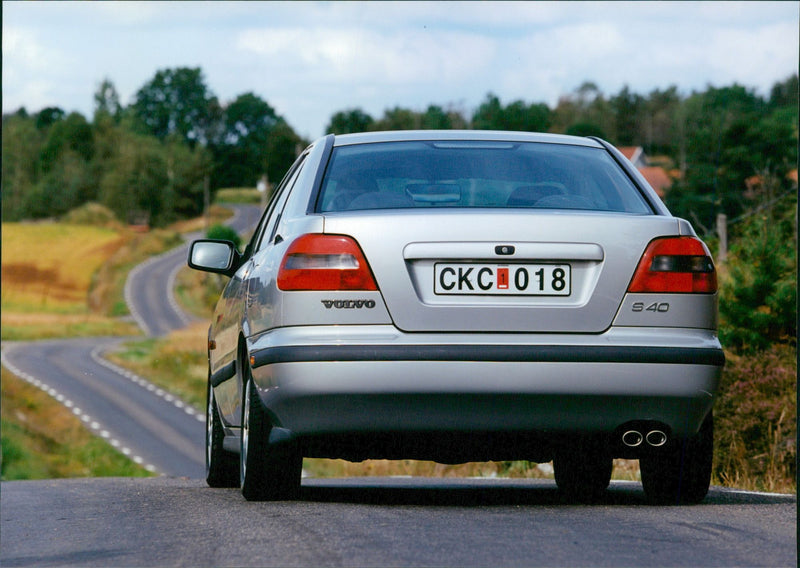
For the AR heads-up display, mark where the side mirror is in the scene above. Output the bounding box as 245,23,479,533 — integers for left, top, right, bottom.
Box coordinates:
188,240,240,277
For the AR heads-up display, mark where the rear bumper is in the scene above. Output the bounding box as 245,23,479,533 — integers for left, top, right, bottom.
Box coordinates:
247,326,723,457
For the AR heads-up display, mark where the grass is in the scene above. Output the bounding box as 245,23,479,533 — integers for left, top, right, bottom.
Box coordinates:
215,187,262,204
105,323,210,410
0,367,154,480
0,203,235,340
1,223,126,314
0,221,185,339
1,312,140,341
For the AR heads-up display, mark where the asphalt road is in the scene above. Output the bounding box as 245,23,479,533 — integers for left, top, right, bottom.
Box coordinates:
1,477,796,567
126,204,262,337
1,202,797,567
1,336,205,477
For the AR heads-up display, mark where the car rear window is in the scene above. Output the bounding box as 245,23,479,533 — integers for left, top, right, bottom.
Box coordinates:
317,140,652,214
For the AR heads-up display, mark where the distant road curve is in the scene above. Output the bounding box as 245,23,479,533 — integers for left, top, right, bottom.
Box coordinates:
125,204,262,337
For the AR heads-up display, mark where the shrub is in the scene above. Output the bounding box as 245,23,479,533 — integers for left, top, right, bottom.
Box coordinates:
61,202,120,227
713,344,796,492
718,193,797,352
206,223,241,250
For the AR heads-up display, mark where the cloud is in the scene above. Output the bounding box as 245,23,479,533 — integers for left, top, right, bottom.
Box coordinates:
237,27,496,86
2,26,74,112
3,27,53,71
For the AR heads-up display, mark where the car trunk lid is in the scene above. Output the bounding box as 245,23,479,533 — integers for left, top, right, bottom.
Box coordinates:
323,210,683,333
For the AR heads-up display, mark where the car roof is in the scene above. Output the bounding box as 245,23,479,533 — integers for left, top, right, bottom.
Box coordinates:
330,130,604,148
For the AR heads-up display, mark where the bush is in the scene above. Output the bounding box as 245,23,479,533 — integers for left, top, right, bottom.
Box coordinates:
61,202,120,227
206,223,241,250
718,193,797,352
713,344,796,492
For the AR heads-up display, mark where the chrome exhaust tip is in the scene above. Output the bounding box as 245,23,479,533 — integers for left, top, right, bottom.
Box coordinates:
622,430,644,447
646,430,668,447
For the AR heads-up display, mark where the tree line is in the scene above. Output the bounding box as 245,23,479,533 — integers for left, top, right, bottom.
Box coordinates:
2,67,796,232
2,68,303,226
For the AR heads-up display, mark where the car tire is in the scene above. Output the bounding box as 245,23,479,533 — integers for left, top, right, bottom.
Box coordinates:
640,412,713,505
553,442,613,502
205,380,239,488
240,374,302,501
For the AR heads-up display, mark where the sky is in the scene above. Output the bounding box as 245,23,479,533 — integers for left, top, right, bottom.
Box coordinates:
3,1,798,140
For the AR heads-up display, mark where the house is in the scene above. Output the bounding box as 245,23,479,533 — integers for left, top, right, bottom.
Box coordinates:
617,146,648,169
617,146,673,199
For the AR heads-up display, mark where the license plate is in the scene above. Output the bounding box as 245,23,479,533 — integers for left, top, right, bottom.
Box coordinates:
434,263,571,296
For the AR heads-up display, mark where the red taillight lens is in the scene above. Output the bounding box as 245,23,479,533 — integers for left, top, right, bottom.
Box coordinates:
277,234,378,291
628,237,717,293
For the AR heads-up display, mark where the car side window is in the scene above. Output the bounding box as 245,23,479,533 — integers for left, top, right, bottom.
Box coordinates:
241,156,306,260
252,156,306,252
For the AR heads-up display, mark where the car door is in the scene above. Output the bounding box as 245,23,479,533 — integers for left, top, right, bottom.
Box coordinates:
210,155,307,426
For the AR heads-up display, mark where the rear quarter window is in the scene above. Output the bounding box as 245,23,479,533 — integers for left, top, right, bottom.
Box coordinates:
317,141,652,214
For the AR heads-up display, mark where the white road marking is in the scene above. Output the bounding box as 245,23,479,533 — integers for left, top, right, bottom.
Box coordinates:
1,349,159,474
90,346,205,422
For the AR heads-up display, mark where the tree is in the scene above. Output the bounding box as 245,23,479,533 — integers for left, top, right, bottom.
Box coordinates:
264,120,304,185
565,122,607,138
210,92,281,188
610,85,644,146
471,93,504,130
99,131,170,226
670,84,767,226
719,188,797,352
374,107,419,130
551,82,613,139
644,86,682,155
165,136,214,219
131,67,219,146
39,112,94,174
1,113,42,220
769,74,799,109
471,93,550,132
326,108,374,134
94,78,121,123
35,107,65,131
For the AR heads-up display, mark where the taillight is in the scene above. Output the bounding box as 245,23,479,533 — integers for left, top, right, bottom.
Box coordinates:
628,237,717,293
277,234,378,291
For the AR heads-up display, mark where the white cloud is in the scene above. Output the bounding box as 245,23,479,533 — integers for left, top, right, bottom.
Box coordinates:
237,27,495,85
2,26,75,112
3,27,54,71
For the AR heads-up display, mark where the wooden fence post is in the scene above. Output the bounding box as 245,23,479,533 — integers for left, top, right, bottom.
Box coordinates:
716,213,727,263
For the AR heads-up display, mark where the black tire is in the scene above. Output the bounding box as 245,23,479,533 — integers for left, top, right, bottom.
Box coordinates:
553,443,613,502
640,412,713,505
205,380,240,488
240,375,302,501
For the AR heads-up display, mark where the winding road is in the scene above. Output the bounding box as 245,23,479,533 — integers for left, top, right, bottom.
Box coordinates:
1,204,796,567
1,204,261,477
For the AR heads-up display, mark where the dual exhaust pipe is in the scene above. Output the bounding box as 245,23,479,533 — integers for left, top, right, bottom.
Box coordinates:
621,428,668,448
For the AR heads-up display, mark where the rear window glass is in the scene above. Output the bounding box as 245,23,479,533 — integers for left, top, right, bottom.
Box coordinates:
317,141,652,214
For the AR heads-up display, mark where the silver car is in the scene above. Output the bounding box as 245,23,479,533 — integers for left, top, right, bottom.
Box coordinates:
189,130,724,503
